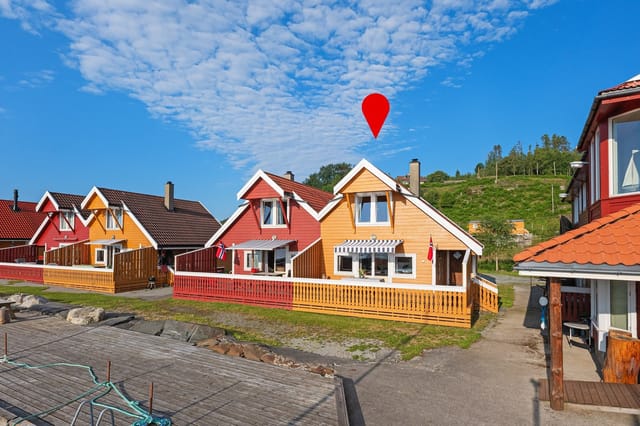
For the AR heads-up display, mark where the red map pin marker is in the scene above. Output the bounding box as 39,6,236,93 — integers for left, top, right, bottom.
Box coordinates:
361,93,389,139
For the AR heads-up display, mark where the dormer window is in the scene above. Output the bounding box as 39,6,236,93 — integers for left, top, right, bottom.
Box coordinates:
261,199,286,227
356,193,389,225
59,211,75,231
106,207,123,230
611,108,640,196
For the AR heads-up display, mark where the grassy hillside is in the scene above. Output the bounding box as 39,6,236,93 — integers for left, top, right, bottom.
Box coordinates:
421,174,572,247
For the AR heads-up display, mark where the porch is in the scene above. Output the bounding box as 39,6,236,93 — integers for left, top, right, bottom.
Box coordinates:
173,271,499,328
0,244,173,293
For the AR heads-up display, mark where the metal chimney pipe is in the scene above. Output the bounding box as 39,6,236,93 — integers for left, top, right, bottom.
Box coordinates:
12,189,18,212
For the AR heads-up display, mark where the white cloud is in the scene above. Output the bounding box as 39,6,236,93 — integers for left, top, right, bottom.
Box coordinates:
18,69,54,88
4,0,554,177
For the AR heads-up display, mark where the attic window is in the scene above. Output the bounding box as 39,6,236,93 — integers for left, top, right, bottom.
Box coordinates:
356,193,389,225
59,211,75,231
261,199,286,227
106,207,123,230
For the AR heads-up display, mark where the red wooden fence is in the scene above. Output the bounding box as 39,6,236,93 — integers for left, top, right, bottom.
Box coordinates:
0,263,44,283
561,287,591,322
0,245,43,263
173,273,293,309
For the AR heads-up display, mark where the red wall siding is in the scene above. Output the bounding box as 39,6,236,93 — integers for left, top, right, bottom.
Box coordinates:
244,180,281,200
33,209,90,250
214,199,321,275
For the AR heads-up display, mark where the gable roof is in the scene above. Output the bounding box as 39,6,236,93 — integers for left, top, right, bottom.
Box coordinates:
82,186,220,248
514,203,640,279
0,199,46,241
599,74,640,96
319,159,483,255
206,171,333,247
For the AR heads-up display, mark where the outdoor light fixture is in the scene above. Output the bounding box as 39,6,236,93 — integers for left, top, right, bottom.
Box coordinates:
559,193,568,200
570,161,589,169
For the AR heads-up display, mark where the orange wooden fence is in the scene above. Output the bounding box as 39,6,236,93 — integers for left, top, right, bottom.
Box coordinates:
175,246,220,273
472,275,499,313
291,238,323,278
43,266,115,292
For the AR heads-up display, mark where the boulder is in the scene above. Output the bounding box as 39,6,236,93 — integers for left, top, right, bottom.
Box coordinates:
160,320,196,341
227,343,244,357
19,294,48,308
242,343,268,362
187,324,226,344
66,307,105,325
128,320,165,336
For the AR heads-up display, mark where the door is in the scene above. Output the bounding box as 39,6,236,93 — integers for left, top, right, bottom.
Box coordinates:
436,251,447,284
449,251,464,285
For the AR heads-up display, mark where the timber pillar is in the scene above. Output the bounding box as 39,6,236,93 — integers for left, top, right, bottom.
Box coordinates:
549,277,564,410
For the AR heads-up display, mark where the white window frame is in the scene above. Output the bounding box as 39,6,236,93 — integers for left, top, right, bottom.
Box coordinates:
95,248,106,265
333,253,355,276
355,192,390,226
106,207,123,230
609,108,640,197
260,199,287,228
392,254,416,279
244,251,262,271
590,130,601,203
59,211,75,231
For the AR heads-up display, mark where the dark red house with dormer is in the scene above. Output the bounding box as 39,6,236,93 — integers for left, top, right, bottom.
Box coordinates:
568,74,640,226
515,75,640,393
29,191,90,251
201,170,333,276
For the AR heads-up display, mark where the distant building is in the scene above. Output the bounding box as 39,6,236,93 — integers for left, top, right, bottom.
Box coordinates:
468,219,530,239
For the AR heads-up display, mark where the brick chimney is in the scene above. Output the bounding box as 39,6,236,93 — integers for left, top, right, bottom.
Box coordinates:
284,171,295,181
12,189,19,212
409,159,421,196
164,181,174,211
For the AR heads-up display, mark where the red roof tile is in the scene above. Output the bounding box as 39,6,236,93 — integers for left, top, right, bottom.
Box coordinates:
98,188,221,248
514,203,640,266
264,173,334,213
599,75,640,95
0,199,46,240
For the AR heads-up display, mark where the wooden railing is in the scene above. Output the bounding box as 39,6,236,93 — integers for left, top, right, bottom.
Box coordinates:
293,280,471,327
173,272,293,308
0,263,44,283
43,265,115,292
472,275,499,313
175,246,219,273
0,245,43,263
561,286,590,322
45,241,90,266
291,238,323,278
174,272,474,327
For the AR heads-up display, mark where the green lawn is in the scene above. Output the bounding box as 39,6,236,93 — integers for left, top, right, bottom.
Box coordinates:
0,283,512,360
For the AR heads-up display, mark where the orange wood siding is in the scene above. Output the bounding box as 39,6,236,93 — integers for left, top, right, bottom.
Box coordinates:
341,169,387,193
84,194,153,264
321,180,471,284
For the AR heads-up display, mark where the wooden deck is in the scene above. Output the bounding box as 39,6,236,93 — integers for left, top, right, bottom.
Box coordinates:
0,313,345,425
538,378,640,410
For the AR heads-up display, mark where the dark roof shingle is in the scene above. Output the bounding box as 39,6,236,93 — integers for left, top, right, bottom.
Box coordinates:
98,188,220,247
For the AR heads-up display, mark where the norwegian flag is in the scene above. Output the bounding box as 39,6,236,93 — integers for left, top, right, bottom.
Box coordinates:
216,242,226,261
427,237,434,262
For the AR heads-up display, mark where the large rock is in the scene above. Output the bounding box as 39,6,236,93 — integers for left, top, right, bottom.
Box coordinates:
6,293,49,309
187,324,226,344
160,320,196,341
128,320,165,336
66,307,105,325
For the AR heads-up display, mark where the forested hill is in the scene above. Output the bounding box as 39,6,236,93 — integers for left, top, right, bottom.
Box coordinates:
420,174,572,244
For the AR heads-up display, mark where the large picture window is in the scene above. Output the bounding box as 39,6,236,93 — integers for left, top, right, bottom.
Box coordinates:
611,109,640,195
261,199,286,227
356,193,389,225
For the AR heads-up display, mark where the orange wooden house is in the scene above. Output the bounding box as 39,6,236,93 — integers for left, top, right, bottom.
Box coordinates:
311,159,483,286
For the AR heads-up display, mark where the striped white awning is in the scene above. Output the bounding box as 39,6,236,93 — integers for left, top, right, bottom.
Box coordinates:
334,239,403,254
229,239,295,251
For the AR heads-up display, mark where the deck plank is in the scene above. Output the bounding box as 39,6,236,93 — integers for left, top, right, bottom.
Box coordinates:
538,379,640,409
0,313,343,425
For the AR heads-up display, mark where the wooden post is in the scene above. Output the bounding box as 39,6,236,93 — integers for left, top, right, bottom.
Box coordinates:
3,332,6,357
106,360,111,382
549,277,564,410
149,382,154,415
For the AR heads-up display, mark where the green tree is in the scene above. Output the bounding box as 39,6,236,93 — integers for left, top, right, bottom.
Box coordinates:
303,162,353,192
475,218,516,271
426,170,449,183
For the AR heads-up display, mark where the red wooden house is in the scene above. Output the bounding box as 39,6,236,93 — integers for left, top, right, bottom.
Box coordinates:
29,191,90,251
515,75,640,406
0,190,46,249
197,170,333,276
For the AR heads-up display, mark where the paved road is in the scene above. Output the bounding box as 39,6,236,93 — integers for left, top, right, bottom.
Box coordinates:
289,280,639,425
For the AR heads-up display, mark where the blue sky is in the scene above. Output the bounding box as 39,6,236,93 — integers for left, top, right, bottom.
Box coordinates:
1,0,639,220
